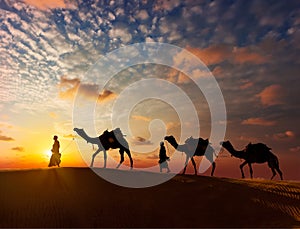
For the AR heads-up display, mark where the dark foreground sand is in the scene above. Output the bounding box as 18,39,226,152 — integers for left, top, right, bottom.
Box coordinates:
0,167,299,228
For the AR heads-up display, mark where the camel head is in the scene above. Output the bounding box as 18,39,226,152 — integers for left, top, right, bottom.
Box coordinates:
73,128,92,143
220,140,232,149
164,135,176,142
73,128,87,137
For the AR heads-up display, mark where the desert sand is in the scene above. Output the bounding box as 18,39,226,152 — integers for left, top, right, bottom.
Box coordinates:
0,167,299,228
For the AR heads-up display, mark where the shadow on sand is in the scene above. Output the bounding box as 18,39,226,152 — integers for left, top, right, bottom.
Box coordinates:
0,168,299,227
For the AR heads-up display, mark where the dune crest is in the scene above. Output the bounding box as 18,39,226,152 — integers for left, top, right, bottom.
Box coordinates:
0,168,299,227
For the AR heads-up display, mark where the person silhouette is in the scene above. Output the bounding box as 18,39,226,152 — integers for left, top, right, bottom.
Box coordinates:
158,141,170,173
48,135,61,167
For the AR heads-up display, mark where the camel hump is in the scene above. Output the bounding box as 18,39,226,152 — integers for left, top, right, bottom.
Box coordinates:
247,143,271,151
113,127,123,136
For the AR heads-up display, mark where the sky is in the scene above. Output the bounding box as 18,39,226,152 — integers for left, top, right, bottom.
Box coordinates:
0,0,299,180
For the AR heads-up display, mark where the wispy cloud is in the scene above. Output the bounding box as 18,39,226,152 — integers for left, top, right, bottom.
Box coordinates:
289,146,300,153
63,134,77,139
131,115,151,122
273,130,295,140
131,136,153,146
11,146,25,152
0,130,14,141
240,81,254,89
241,118,276,126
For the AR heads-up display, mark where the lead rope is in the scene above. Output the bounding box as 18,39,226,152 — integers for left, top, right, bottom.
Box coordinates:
60,138,75,154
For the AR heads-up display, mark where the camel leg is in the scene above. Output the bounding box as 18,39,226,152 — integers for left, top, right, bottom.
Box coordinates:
211,162,216,176
125,148,133,169
182,156,190,175
274,161,283,180
239,161,248,178
103,150,107,168
248,163,253,179
270,167,277,180
190,157,197,175
269,157,283,180
91,149,101,167
116,149,124,169
276,167,283,180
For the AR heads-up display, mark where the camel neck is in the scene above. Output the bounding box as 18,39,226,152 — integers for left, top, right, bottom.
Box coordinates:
76,129,99,144
225,143,245,159
167,139,178,149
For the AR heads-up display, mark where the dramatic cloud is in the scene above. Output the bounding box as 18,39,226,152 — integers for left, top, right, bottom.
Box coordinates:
241,118,276,126
58,76,116,103
11,146,25,152
186,45,268,66
256,85,285,106
187,45,232,66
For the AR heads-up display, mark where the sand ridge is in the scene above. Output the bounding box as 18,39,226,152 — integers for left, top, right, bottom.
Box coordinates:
0,167,299,227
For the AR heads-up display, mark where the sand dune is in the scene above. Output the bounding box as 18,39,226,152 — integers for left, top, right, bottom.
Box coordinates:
0,167,299,228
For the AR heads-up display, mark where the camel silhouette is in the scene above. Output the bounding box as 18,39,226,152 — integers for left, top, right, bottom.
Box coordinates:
220,140,283,180
164,135,216,176
73,128,133,169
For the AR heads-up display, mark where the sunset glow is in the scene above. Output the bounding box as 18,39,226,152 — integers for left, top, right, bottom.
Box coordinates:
0,0,299,180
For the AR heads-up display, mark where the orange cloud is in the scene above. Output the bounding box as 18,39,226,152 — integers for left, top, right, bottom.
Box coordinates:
186,45,268,66
256,84,285,106
233,47,268,64
186,45,232,66
11,146,25,152
240,81,254,89
212,66,223,77
58,76,80,100
0,134,14,141
273,130,295,140
58,76,116,103
23,0,70,10
131,115,151,122
97,90,117,103
241,118,276,126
